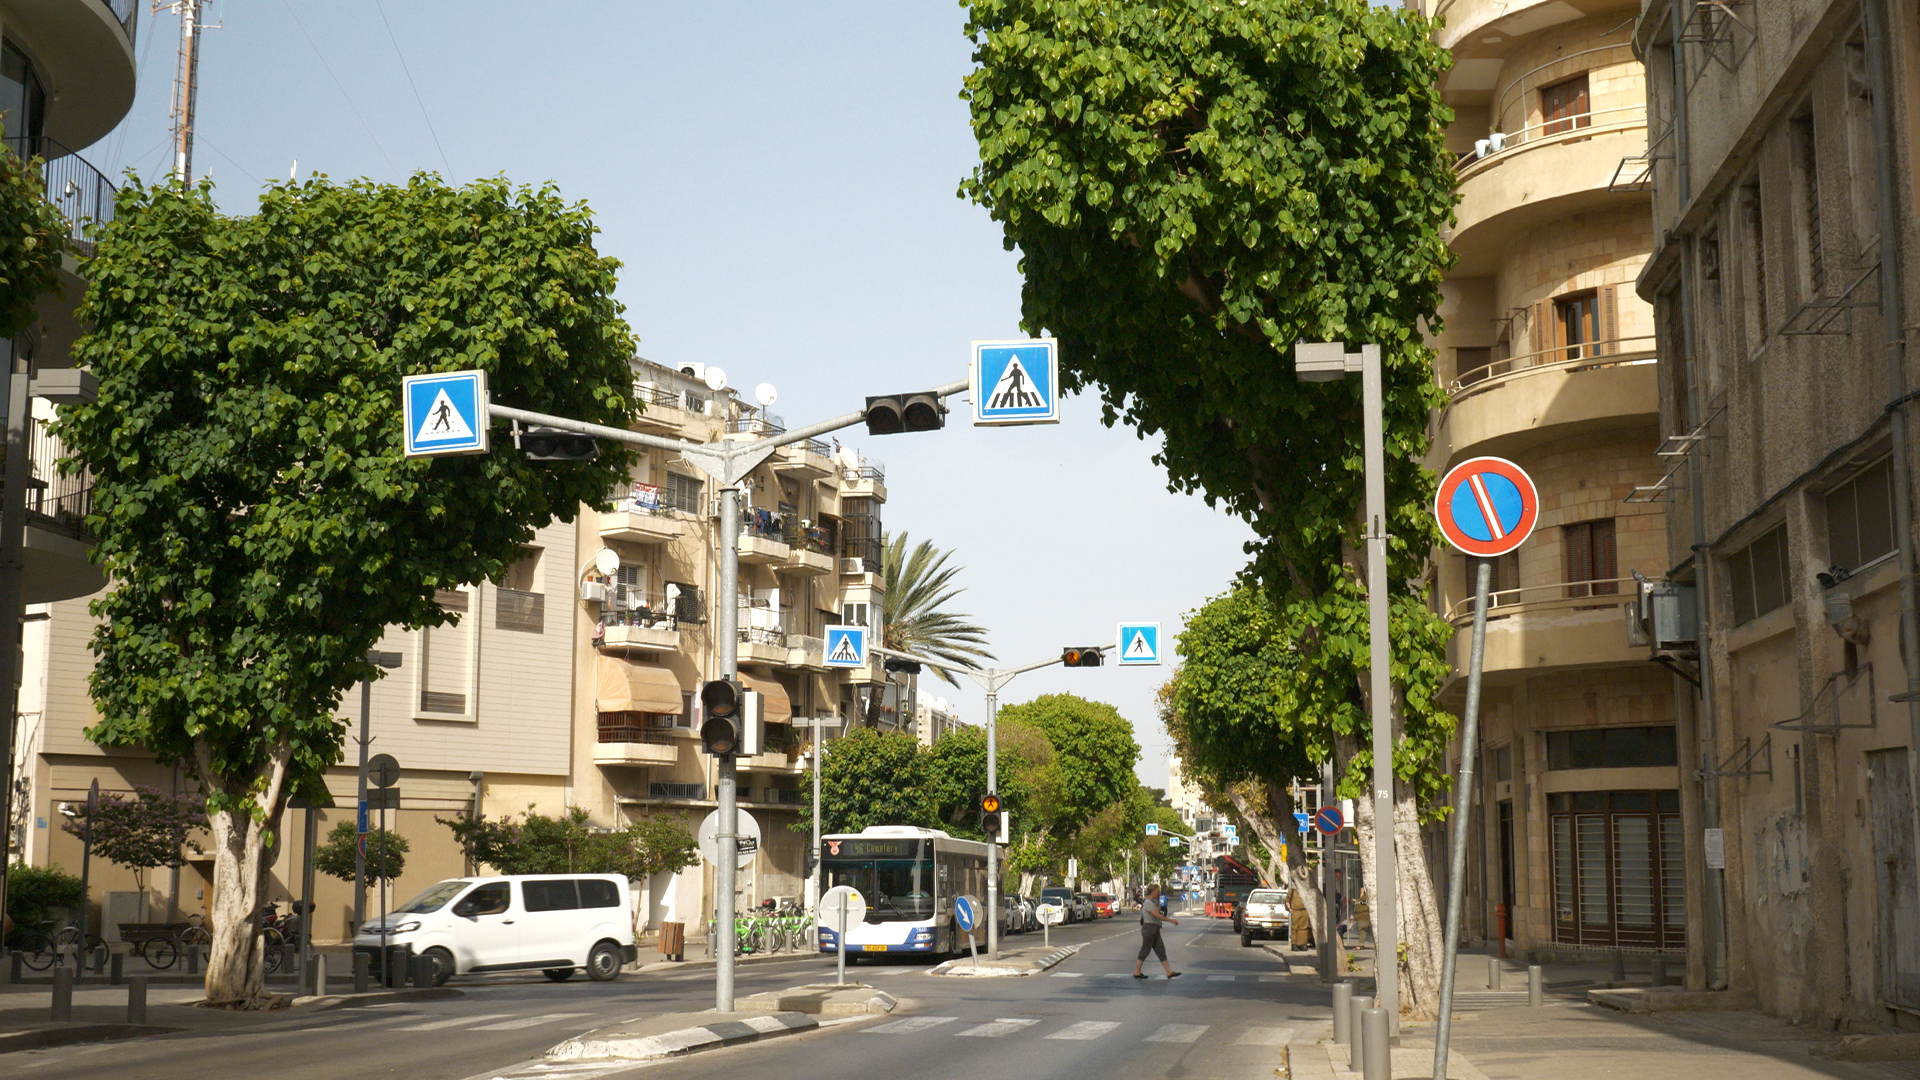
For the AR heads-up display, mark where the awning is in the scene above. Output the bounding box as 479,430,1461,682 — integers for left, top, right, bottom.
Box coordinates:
595,656,686,715
738,671,792,725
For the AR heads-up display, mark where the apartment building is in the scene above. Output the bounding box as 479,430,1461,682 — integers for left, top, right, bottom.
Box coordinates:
1633,0,1920,1026
1416,0,1686,965
912,693,965,749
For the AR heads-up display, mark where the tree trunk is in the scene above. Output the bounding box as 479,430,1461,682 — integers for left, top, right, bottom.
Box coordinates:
1393,783,1445,1021
198,738,292,1008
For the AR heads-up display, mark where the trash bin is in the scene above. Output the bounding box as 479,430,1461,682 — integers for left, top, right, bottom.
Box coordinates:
658,922,684,962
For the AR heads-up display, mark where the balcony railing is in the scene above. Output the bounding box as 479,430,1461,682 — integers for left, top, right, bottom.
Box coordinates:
596,723,678,745
729,414,785,437
103,0,140,36
5,137,118,258
741,508,789,542
601,584,701,627
20,416,94,540
1447,335,1656,404
842,463,885,484
739,625,788,647
1455,103,1648,178
782,522,833,555
1444,577,1637,625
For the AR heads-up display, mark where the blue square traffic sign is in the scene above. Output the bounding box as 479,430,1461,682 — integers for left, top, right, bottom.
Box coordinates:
972,339,1059,425
824,625,869,668
402,370,489,457
1116,622,1160,666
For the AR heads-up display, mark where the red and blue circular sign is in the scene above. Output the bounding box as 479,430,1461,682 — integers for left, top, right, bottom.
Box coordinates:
1435,456,1538,558
1314,806,1344,836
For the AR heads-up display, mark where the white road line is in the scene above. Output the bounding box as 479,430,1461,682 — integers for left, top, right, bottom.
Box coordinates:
1236,1026,1298,1046
1260,975,1288,983
957,1018,1040,1038
394,1013,517,1031
1051,971,1086,978
866,1015,958,1034
1144,1023,1209,1043
1207,974,1234,982
469,1012,595,1031
1047,1021,1122,1041
1099,972,1133,979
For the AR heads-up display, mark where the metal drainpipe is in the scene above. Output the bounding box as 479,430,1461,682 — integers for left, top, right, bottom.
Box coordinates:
1668,0,1729,991
1863,0,1920,930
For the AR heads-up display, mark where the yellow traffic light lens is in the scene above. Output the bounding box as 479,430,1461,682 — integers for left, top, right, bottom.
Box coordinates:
982,794,1001,814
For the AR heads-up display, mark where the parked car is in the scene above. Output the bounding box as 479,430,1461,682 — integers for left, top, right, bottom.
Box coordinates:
1091,892,1117,918
1039,887,1078,923
1238,887,1290,947
354,874,638,986
1001,893,1030,934
1071,892,1096,922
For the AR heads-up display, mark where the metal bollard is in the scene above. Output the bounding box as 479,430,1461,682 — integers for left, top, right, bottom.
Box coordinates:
1609,949,1625,984
312,952,329,998
50,967,74,1022
410,955,430,989
1529,964,1544,1007
1348,994,1374,1071
127,975,148,1024
1488,955,1501,990
8,951,21,985
187,944,201,976
1361,1006,1390,1080
353,951,370,994
1332,981,1353,1046
110,951,125,985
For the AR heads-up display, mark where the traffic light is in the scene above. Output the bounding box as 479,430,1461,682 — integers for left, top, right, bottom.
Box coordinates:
883,657,923,675
1062,646,1104,667
699,680,762,756
864,391,945,435
981,793,1002,815
517,426,598,461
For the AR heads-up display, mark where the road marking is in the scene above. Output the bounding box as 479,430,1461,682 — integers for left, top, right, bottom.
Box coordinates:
469,1012,594,1031
957,1018,1040,1038
1145,1023,1209,1043
1047,1021,1122,1041
866,1015,958,1034
394,1013,517,1031
1261,975,1288,983
1236,1026,1298,1046
1099,972,1133,979
1051,971,1086,978
1207,975,1234,982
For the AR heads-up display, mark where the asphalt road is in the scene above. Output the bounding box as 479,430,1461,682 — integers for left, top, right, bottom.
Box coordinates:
9,918,1185,1080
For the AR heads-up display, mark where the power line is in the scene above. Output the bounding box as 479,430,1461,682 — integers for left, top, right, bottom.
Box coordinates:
370,0,451,177
277,0,398,177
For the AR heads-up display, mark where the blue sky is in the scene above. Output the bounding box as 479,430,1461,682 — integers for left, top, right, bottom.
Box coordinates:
86,1,1279,789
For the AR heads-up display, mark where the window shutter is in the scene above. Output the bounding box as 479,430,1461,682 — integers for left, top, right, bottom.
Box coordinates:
1565,521,1593,597
1597,286,1619,355
1530,299,1551,359
1593,519,1618,593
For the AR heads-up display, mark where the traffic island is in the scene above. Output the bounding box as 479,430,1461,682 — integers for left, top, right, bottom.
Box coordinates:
546,1010,820,1062
735,983,898,1015
928,943,1081,977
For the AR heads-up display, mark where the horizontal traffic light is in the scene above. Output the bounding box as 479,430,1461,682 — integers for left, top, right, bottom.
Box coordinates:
1062,646,1103,667
518,426,598,461
865,392,945,436
883,657,923,675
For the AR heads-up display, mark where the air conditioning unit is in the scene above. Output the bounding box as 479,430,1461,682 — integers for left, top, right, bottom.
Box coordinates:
840,558,866,575
580,581,610,604
1648,582,1698,653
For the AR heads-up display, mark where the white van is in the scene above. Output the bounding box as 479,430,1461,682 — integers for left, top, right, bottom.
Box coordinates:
354,874,638,985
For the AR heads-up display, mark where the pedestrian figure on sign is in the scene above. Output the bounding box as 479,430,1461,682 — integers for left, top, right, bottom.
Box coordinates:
991,361,1041,410
1133,883,1182,980
430,397,454,432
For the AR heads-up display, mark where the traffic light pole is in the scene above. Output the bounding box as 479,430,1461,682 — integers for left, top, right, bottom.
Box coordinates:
490,380,965,1012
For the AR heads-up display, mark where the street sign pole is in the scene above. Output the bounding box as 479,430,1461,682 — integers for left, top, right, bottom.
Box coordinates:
1434,559,1492,1079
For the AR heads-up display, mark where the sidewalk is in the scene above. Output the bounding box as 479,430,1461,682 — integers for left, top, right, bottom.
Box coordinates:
1284,949,1920,1080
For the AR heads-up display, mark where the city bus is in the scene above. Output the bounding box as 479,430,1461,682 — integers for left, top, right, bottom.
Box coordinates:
817,825,1001,959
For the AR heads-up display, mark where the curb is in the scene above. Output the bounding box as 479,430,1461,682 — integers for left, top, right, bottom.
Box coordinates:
928,944,1081,978
547,1011,817,1062
0,1023,180,1055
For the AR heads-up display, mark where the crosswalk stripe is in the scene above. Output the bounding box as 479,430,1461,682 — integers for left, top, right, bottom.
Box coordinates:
957,1018,1040,1038
470,1012,594,1031
1099,972,1133,979
866,1016,958,1034
395,1013,516,1031
1047,1021,1122,1041
1207,975,1234,982
1236,1026,1297,1046
1260,975,1288,982
1145,1023,1209,1043
1051,971,1086,978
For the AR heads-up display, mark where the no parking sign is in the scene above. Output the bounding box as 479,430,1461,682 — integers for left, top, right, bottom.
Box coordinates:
1435,457,1538,558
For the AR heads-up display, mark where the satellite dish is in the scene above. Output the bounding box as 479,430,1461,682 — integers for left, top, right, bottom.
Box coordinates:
755,383,778,408
703,366,729,392
593,548,620,575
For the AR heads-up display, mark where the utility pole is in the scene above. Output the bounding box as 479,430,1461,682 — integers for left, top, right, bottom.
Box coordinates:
159,0,211,183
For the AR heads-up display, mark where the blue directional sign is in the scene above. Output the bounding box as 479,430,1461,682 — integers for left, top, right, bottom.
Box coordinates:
402,370,489,457
955,895,978,933
1294,812,1312,834
1116,622,1161,667
824,625,869,668
972,339,1059,426
1145,823,1160,836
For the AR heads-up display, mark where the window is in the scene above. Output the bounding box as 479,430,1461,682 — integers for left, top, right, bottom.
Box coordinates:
1727,524,1791,624
1558,292,1600,359
0,42,47,146
1826,457,1896,571
501,547,543,592
666,581,703,623
1845,30,1880,250
1494,744,1513,783
1563,519,1619,597
1540,73,1591,137
842,496,882,571
451,882,509,917
578,880,620,909
1790,107,1825,296
662,472,704,515
1549,790,1684,950
494,589,544,633
1545,726,1679,770
1455,346,1491,385
840,602,871,632
1740,179,1769,340
521,880,580,912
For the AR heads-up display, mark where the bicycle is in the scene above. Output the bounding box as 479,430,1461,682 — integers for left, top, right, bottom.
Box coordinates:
15,920,61,971
177,913,210,949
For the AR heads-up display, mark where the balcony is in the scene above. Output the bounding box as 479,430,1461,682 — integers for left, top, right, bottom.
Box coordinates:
630,382,695,434
600,620,680,652
10,3,137,150
1435,336,1658,463
773,438,834,480
840,463,886,502
600,490,696,545
738,512,791,565
785,634,826,671
739,724,805,775
779,527,835,576
7,137,117,260
1443,577,1642,679
593,725,682,768
738,624,789,666
14,416,104,604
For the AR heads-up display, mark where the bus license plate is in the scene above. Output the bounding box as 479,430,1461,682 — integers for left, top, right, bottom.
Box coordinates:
863,945,887,952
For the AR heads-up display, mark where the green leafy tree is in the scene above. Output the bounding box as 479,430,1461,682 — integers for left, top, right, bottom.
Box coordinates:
995,694,1139,836
3,865,84,946
925,717,1060,842
797,728,933,835
959,0,1459,1017
57,175,639,1007
441,807,699,879
313,820,408,884
0,135,67,337
59,786,208,894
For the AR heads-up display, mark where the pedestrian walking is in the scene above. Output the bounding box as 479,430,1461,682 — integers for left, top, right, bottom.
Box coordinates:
1133,883,1182,980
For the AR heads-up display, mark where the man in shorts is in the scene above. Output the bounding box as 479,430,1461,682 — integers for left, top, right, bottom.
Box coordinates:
1132,883,1182,980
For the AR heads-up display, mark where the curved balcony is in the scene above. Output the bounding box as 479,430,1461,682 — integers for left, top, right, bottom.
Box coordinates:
1449,106,1647,276
1435,336,1658,463
1431,0,1627,59
1443,577,1641,679
9,0,138,150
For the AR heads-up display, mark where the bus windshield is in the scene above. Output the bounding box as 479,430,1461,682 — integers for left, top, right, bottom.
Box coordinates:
823,858,936,923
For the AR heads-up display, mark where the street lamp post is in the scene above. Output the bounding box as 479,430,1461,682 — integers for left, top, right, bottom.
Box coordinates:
1294,340,1398,1027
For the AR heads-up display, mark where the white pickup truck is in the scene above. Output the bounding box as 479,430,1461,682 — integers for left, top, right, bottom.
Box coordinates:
1238,888,1290,947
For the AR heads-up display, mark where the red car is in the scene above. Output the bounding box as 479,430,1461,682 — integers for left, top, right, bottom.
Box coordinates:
1092,893,1117,918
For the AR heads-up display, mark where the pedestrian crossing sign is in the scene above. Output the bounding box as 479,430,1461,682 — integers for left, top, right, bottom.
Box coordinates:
1116,622,1161,666
972,339,1059,426
825,625,869,668
402,370,489,457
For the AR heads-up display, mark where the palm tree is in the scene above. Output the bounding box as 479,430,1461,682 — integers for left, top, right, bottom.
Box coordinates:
864,533,994,725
